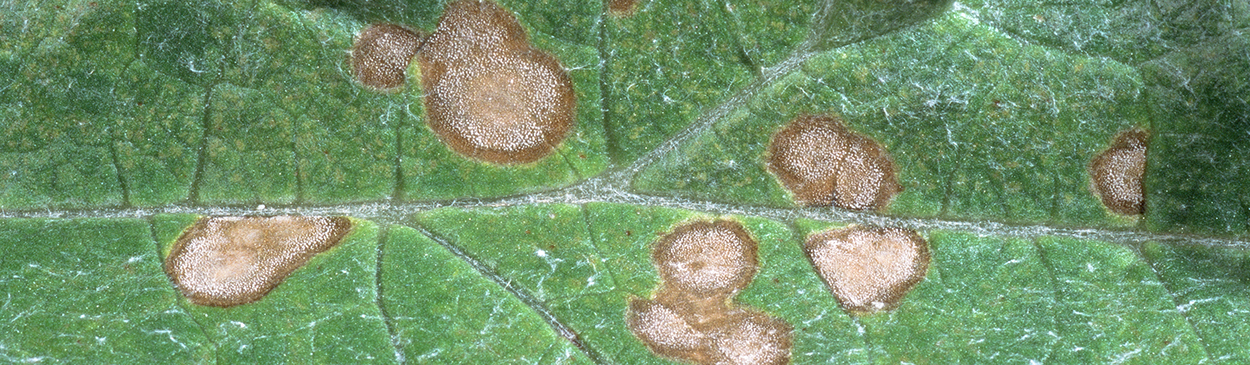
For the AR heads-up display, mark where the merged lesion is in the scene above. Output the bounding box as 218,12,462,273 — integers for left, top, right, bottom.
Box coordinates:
627,219,793,365
766,114,901,211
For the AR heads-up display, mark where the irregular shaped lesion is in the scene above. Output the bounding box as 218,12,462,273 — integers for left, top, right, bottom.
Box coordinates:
163,216,353,307
419,0,576,164
627,219,792,365
1089,128,1148,215
805,225,930,314
766,114,901,211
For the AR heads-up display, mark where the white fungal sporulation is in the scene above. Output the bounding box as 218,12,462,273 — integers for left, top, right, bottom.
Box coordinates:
767,114,901,211
1089,128,1148,215
419,0,576,164
805,225,929,314
711,312,793,365
164,216,352,307
628,299,707,353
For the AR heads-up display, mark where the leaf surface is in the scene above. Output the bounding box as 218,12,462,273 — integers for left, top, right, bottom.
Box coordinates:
2,0,1249,363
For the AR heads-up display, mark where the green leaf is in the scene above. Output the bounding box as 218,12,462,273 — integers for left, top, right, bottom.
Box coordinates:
2,0,1249,363
0,218,210,363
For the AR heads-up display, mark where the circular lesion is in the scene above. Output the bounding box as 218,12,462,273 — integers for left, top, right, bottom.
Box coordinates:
351,23,422,91
654,220,757,296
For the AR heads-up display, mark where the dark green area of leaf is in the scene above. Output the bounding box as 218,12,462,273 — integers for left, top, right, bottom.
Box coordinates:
2,0,610,208
2,0,1245,238
152,214,397,363
1144,242,1250,363
958,0,1246,65
638,12,1146,227
602,0,766,163
810,0,952,51
381,224,592,364
0,0,132,209
1141,32,1250,236
0,218,210,363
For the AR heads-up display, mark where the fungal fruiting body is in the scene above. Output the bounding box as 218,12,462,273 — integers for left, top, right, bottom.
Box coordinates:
352,23,423,91
164,216,353,307
419,0,576,164
627,220,792,365
767,114,901,210
805,225,929,314
1089,128,1148,215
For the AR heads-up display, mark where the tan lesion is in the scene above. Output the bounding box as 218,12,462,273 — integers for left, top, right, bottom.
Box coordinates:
804,225,930,314
608,0,641,17
163,216,352,307
351,23,423,91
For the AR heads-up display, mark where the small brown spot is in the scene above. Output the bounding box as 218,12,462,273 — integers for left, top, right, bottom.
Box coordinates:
627,220,792,365
609,0,640,17
419,0,576,164
1089,128,1148,215
766,114,901,211
164,216,353,307
805,225,929,314
352,23,423,91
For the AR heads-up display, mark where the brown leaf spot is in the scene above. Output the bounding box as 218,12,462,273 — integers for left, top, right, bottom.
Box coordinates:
628,220,792,365
419,0,576,164
1089,128,1148,215
609,0,640,17
164,216,353,307
352,23,422,91
766,114,901,210
805,225,929,314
